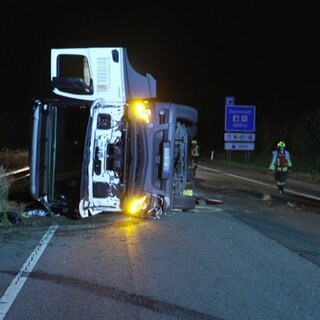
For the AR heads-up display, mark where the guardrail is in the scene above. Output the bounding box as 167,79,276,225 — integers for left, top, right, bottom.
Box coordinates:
0,166,30,181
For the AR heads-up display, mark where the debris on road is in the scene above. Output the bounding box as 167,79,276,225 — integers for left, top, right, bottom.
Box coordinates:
261,193,271,201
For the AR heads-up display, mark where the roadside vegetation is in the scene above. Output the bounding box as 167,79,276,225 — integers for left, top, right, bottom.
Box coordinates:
0,148,28,227
0,147,29,170
0,167,26,227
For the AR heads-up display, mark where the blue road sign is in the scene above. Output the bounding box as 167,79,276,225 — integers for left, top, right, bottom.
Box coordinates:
225,105,256,132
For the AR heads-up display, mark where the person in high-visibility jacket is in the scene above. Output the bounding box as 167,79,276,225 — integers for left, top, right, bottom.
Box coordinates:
191,139,200,168
269,141,292,194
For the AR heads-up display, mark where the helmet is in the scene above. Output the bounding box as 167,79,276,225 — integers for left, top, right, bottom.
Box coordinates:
191,140,198,145
277,141,286,148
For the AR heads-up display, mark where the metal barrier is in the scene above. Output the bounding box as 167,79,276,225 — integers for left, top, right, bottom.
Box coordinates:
0,167,30,178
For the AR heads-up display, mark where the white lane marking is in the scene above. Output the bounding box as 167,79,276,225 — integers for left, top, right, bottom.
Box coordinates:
0,224,58,319
199,165,320,202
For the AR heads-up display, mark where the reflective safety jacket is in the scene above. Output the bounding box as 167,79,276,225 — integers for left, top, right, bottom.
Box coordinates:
269,149,292,172
191,144,200,157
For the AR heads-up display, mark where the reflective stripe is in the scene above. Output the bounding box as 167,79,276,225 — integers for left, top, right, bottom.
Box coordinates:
191,145,199,156
276,167,288,172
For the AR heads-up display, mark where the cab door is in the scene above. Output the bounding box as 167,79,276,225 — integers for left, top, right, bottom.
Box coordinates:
51,48,127,102
50,47,157,102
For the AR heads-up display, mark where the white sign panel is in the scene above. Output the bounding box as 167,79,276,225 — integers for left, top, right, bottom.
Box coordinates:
224,142,255,151
224,132,255,142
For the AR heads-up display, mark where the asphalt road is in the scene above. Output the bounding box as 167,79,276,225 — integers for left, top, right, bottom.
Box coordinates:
197,159,320,267
1,162,320,320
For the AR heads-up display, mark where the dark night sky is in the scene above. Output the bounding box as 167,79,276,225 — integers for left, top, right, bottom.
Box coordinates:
2,2,320,149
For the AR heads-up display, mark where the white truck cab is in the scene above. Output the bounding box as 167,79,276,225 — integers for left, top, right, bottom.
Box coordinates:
30,47,197,218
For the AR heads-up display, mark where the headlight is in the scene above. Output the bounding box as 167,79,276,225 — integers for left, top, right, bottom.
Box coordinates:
124,195,149,215
130,100,152,123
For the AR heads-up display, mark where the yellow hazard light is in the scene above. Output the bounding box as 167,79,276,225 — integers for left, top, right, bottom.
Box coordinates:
131,100,152,123
125,195,148,215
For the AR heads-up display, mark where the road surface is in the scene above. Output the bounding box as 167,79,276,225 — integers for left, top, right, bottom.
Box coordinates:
1,161,320,320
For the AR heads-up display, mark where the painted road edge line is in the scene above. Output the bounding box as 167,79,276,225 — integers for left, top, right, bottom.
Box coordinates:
199,165,320,202
0,224,58,319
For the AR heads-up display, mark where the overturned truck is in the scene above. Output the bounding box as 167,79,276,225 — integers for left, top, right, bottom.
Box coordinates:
30,48,198,218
